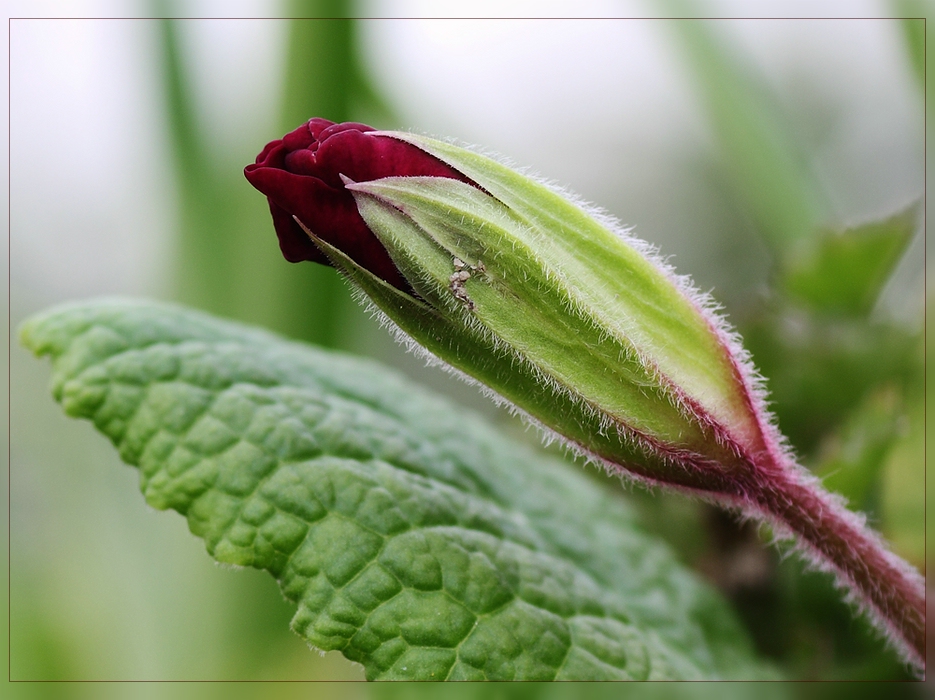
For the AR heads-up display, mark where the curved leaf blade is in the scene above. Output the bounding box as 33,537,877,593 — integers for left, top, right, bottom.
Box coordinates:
20,298,773,680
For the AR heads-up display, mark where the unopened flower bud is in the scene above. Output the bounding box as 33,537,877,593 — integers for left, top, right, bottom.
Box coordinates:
246,120,925,671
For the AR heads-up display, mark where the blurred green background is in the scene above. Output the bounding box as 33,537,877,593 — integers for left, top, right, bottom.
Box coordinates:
7,0,927,691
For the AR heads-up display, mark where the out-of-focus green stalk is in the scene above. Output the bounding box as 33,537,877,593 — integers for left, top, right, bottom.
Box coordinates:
262,2,355,347
281,2,354,129
156,1,391,348
158,14,278,333
894,5,925,87
158,15,240,317
901,17,925,85
664,9,828,251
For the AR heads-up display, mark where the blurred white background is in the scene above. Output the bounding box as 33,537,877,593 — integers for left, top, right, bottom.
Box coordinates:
7,1,924,317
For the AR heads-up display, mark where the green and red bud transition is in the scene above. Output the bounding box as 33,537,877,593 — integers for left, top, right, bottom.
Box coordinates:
246,119,924,671
245,119,764,474
244,119,470,292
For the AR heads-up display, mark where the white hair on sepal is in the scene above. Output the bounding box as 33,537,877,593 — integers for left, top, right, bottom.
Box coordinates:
342,267,675,473
410,135,786,451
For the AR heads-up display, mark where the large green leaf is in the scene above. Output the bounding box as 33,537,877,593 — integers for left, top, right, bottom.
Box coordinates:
20,298,773,681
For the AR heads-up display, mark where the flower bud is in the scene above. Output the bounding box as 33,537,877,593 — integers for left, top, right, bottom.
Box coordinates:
244,118,469,292
246,121,925,670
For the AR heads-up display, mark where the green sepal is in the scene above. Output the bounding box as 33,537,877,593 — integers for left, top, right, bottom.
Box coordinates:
375,133,765,457
347,176,750,477
305,218,677,483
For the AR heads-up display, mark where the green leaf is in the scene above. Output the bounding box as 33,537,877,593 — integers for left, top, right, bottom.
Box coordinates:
782,206,918,317
880,381,924,569
20,298,774,681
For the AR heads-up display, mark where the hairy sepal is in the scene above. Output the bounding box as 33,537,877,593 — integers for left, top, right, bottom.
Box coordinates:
305,214,725,495
377,132,769,459
348,177,748,481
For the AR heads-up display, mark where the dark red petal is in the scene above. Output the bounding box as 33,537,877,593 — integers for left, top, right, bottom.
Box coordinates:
268,200,328,264
282,148,319,176
253,139,286,167
314,129,466,184
306,118,337,139
318,121,376,139
244,164,409,290
245,119,472,293
281,121,318,151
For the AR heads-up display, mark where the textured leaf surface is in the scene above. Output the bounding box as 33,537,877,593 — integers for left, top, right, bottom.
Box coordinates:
21,298,772,680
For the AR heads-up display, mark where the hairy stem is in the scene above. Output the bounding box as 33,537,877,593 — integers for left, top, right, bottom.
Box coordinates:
597,438,924,671
745,463,925,670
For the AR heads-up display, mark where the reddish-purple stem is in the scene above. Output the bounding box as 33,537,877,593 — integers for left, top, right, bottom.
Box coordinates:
592,422,924,670
744,464,925,670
